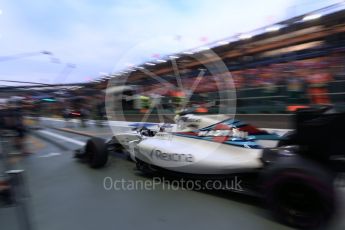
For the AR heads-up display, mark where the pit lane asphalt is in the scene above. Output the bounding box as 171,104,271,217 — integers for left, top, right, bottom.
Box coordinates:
1,120,345,230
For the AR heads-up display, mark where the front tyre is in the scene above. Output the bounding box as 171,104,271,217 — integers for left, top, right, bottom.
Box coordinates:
85,138,109,168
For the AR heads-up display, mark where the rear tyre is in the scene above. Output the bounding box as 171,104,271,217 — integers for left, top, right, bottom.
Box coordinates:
85,138,108,168
262,159,335,229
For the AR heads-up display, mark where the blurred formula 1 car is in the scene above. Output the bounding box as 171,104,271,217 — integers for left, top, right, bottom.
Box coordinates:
75,106,345,229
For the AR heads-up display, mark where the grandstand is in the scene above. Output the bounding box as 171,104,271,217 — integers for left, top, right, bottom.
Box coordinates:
102,3,345,114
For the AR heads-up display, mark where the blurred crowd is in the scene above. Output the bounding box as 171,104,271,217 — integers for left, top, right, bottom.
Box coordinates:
232,54,345,89
231,54,344,105
142,51,345,108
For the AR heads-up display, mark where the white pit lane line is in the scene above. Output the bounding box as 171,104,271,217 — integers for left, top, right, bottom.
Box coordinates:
38,152,62,158
38,130,85,146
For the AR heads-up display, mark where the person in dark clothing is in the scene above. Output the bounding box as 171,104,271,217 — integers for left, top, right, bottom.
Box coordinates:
0,100,28,154
96,101,106,126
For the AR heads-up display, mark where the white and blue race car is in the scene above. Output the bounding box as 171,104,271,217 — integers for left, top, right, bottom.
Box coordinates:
75,106,345,229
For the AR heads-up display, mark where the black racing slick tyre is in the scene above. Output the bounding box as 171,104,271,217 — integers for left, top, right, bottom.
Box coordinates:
262,158,335,229
85,138,108,169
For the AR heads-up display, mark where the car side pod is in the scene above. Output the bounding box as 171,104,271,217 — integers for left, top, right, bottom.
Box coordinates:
260,152,336,229
85,137,109,169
